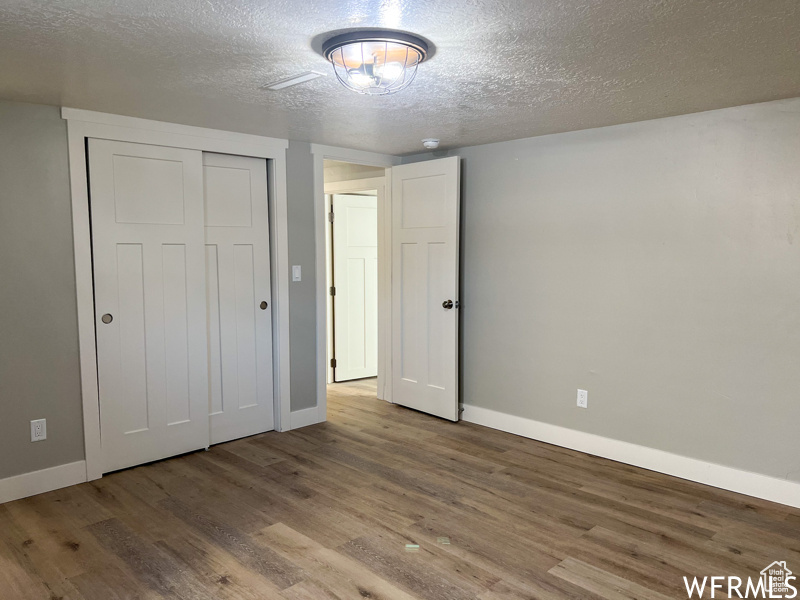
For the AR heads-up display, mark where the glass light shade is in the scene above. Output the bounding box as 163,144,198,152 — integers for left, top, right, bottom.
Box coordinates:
323,32,428,96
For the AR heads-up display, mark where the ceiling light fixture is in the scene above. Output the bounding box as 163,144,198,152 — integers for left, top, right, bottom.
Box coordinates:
322,30,428,96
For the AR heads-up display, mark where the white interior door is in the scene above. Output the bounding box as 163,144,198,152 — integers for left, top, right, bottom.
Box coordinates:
203,153,274,444
391,157,460,421
89,139,210,473
332,194,378,382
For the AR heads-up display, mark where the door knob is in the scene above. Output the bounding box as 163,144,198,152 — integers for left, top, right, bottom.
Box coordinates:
442,300,453,309
101,313,113,324
260,301,268,310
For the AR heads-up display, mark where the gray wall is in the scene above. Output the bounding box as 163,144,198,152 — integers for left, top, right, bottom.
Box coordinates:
286,141,318,411
0,101,85,479
405,98,800,482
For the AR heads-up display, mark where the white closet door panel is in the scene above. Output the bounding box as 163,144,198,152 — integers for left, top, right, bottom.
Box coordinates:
162,244,192,425
206,245,224,416
89,139,210,473
332,195,379,382
114,243,149,433
391,157,460,421
203,153,274,444
232,244,258,409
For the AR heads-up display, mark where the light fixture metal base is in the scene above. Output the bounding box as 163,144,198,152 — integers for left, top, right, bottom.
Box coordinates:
322,30,429,62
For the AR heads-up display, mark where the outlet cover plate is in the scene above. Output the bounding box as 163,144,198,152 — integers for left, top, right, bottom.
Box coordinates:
31,419,47,442
577,389,588,409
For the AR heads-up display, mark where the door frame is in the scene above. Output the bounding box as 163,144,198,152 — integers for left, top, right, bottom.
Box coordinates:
325,182,382,386
63,108,292,481
311,145,400,423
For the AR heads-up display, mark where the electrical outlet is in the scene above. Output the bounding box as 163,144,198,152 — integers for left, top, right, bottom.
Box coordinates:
577,389,588,409
31,419,47,442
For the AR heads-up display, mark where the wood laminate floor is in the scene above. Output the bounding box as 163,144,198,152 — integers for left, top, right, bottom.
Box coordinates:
2,379,799,599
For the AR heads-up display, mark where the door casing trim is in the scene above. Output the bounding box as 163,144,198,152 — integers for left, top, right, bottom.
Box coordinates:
310,145,400,424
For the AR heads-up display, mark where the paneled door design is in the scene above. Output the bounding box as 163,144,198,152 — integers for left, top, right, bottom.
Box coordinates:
332,194,378,382
89,139,210,473
391,157,461,420
203,153,274,444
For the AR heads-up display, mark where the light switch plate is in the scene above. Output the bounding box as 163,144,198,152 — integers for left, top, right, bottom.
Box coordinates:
292,265,302,282
31,419,47,442
577,389,588,409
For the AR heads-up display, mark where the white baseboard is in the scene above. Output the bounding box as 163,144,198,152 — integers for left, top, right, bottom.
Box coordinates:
0,461,87,505
290,406,325,430
461,405,800,509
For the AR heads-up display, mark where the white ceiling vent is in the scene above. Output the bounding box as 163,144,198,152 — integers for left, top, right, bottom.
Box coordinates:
264,71,325,91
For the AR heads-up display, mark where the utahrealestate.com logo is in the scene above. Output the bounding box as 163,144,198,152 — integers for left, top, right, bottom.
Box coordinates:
684,561,797,598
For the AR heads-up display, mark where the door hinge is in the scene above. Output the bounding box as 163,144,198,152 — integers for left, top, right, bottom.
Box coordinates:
330,286,336,296
330,358,337,368
328,211,334,223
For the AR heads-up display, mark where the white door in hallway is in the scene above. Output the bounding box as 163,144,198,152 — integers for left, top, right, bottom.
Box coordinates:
391,157,461,421
332,194,378,382
89,139,210,473
203,153,275,444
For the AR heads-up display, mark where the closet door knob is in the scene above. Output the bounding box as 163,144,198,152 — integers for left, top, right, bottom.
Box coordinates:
442,300,453,309
101,313,113,324
260,301,268,310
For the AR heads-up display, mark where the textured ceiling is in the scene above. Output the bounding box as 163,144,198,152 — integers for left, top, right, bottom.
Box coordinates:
1,0,799,155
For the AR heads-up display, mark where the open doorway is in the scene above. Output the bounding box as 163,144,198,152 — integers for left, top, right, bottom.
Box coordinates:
324,160,387,403
313,151,460,424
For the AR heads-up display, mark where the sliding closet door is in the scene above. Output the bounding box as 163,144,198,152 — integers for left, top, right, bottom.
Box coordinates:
89,139,210,473
203,153,274,444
